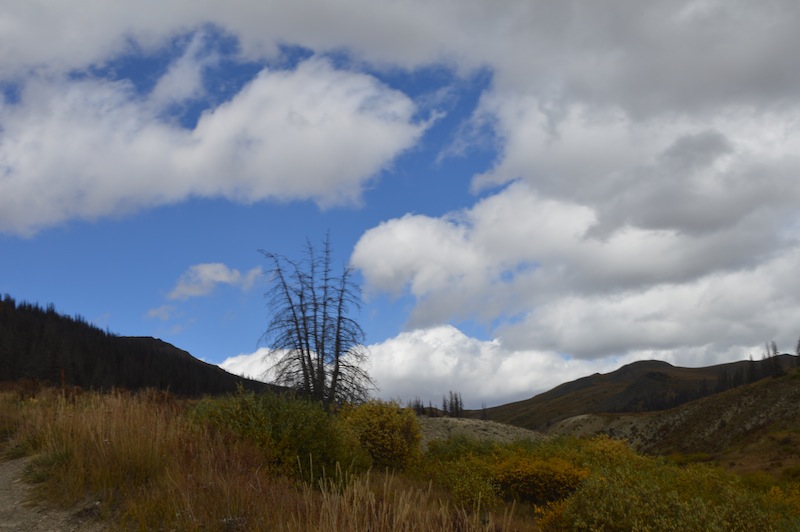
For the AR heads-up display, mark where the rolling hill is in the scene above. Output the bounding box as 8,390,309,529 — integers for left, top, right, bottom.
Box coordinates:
478,355,798,431
548,369,800,476
5,291,800,474
0,295,276,396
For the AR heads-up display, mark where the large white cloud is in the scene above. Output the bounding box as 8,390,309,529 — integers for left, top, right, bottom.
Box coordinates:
219,325,687,408
5,2,800,111
364,325,625,408
0,56,424,234
7,0,800,395
353,176,800,362
219,347,273,382
349,2,800,364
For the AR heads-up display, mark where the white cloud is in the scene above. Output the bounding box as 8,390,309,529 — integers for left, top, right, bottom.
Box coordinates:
146,304,175,321
218,325,658,408
148,30,217,110
353,177,800,362
219,347,273,382
218,320,794,408
4,2,800,117
7,0,800,392
0,56,424,235
498,248,800,360
365,325,597,408
167,263,262,300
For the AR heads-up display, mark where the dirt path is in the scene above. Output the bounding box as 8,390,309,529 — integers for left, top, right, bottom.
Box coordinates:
0,458,105,531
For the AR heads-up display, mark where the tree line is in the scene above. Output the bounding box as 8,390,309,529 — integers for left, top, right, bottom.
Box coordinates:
0,294,270,395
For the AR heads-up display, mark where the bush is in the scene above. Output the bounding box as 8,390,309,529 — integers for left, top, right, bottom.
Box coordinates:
439,454,500,510
343,400,421,471
549,461,794,531
422,435,590,511
190,388,368,480
426,433,495,462
493,455,588,505
418,435,499,509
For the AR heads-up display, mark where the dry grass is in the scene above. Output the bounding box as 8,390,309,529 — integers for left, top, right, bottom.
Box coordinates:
297,471,517,531
0,387,529,531
4,385,800,530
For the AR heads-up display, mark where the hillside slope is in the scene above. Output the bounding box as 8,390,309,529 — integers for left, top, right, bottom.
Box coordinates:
550,369,800,475
480,356,797,431
0,295,274,395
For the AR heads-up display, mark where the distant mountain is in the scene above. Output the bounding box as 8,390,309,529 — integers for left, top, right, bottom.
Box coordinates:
479,355,799,431
0,294,277,395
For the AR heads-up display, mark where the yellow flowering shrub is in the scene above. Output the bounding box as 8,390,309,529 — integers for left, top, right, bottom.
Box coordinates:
492,455,589,505
343,400,421,471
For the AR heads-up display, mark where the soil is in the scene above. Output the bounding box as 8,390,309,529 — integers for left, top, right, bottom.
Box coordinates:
0,457,106,531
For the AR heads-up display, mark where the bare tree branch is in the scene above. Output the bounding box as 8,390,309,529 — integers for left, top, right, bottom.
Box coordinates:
258,236,374,408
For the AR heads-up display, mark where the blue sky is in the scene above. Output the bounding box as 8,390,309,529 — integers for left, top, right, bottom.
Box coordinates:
3,2,800,408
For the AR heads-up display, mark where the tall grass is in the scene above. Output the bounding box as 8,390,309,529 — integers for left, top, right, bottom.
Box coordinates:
0,387,519,530
4,385,800,530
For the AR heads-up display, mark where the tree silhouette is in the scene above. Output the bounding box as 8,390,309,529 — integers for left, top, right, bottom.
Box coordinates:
260,237,373,408
0,295,268,395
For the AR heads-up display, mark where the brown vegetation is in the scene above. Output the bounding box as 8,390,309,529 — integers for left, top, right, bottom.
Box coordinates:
0,386,525,530
3,384,800,530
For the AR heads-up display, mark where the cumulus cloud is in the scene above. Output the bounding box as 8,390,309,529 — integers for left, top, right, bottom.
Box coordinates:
348,1,800,368
0,55,424,235
365,325,613,408
353,175,800,363
167,263,262,300
4,2,800,118
219,347,273,382
218,325,654,407
7,0,800,392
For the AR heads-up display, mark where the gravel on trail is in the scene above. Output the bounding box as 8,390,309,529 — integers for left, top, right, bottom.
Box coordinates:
0,458,105,531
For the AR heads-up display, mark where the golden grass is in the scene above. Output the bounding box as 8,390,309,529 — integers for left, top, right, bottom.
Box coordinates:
0,387,527,531
4,384,800,530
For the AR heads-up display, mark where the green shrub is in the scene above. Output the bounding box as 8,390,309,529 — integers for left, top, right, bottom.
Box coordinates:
426,433,496,462
342,400,421,471
439,454,500,510
493,455,589,505
190,387,273,450
417,435,499,509
423,435,590,510
190,388,368,480
549,461,793,531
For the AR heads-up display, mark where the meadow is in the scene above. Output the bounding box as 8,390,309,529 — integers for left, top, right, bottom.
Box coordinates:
2,385,799,531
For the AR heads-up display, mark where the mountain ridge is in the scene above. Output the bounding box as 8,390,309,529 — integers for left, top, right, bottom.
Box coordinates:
477,355,798,431
0,295,276,396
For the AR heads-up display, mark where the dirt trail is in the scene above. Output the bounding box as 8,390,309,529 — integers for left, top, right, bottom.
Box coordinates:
0,458,105,531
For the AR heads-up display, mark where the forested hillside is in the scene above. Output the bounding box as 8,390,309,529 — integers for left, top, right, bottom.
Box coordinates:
0,294,273,395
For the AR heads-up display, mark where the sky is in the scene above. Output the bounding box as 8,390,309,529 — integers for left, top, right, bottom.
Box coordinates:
3,1,800,409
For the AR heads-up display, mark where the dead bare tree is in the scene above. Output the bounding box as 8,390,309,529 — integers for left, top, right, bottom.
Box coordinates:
259,237,373,408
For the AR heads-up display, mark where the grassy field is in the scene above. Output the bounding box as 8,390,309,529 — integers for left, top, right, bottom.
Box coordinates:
2,384,800,530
